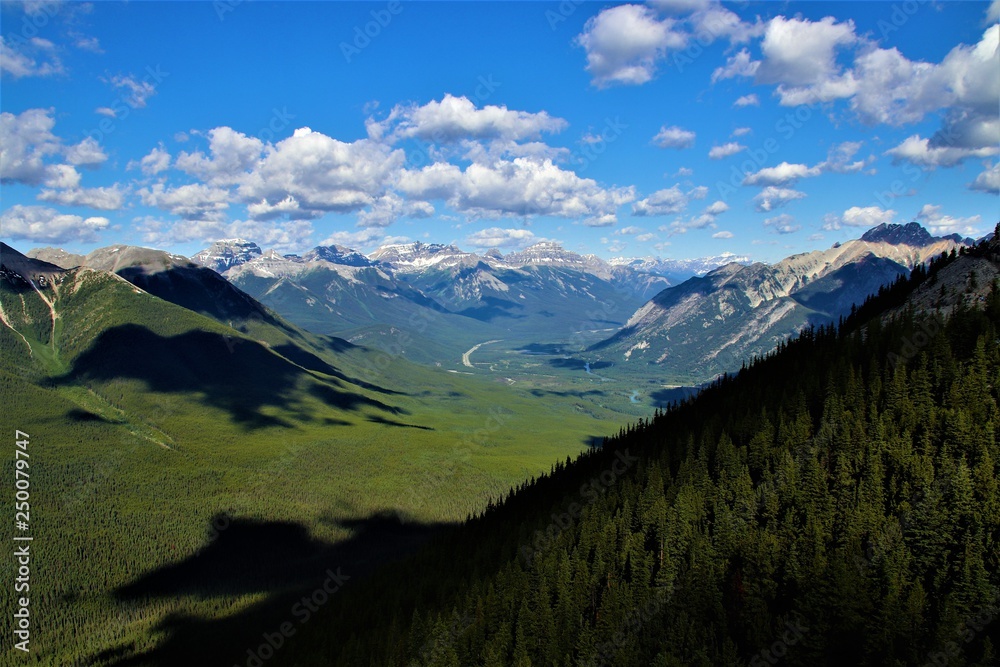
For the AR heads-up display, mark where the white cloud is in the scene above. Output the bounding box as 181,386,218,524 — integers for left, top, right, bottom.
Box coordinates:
704,200,729,215
399,156,633,222
823,141,866,173
988,0,1000,23
65,137,107,167
824,205,896,230
851,27,999,133
132,146,171,176
176,127,263,186
139,182,231,221
652,125,695,149
636,232,657,242
0,205,108,243
742,161,821,186
970,162,1000,194
756,16,857,104
731,127,751,137
712,230,734,239
711,49,759,82
632,185,688,216
733,94,759,107
465,227,536,249
0,108,61,185
885,135,999,168
73,35,102,53
752,186,806,212
366,94,567,144
42,164,80,189
763,213,800,234
688,185,709,200
356,193,434,228
708,142,745,159
95,107,116,118
615,225,645,235
916,204,982,236
106,73,157,109
576,4,686,87
38,185,125,210
0,35,63,78
239,127,405,219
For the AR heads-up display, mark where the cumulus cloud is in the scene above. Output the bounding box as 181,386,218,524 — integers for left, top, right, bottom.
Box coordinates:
465,227,537,249
970,162,1000,194
399,156,633,222
139,182,232,222
756,16,857,104
712,230,734,238
38,185,125,210
743,162,821,186
752,186,806,212
0,205,109,243
105,73,157,109
704,200,729,215
367,94,567,144
615,225,645,235
0,108,61,185
885,135,999,168
65,137,107,167
763,213,800,234
0,35,63,78
356,193,434,228
175,127,264,186
711,49,759,82
733,94,759,107
731,127,752,137
916,204,982,236
823,205,896,230
652,125,696,149
131,146,171,176
708,142,746,159
632,185,689,216
238,127,405,219
576,4,686,87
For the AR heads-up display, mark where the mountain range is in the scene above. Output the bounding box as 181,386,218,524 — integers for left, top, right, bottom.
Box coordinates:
22,222,984,383
591,222,975,381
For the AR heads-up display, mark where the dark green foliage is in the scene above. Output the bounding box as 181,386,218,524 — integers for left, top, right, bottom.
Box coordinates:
283,236,1000,666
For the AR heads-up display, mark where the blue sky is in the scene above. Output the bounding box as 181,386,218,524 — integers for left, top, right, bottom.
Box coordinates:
1,0,997,262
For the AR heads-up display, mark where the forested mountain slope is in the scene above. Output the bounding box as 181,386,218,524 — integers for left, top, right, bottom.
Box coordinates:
280,227,1000,666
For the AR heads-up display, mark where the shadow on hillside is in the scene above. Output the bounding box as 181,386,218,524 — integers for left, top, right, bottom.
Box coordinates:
97,512,454,666
548,358,614,371
366,415,435,430
649,385,701,408
60,324,406,428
